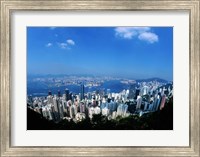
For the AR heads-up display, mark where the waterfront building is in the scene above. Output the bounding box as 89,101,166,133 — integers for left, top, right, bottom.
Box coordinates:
65,88,70,100
80,84,85,100
106,89,111,95
48,90,52,96
58,90,61,97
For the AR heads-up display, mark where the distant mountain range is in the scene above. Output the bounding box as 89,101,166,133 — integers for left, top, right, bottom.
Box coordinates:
136,77,170,83
27,74,170,82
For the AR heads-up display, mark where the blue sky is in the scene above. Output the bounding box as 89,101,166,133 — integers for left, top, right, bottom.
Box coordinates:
27,27,173,81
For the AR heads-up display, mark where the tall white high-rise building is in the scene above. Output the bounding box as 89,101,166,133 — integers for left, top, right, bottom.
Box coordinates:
102,107,109,116
53,96,59,112
154,95,161,111
144,102,148,111
42,107,48,118
52,95,61,121
94,107,101,115
80,102,85,113
136,96,142,109
141,85,149,96
88,107,95,119
47,95,53,104
70,104,77,119
160,94,166,110
117,104,128,117
59,103,64,119
112,111,117,119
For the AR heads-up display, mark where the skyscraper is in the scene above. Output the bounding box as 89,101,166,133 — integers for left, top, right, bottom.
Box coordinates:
154,94,161,111
106,89,111,95
141,86,149,96
58,90,61,97
117,104,128,117
65,88,69,100
80,102,85,113
48,90,52,96
134,89,140,99
69,92,72,101
80,84,85,100
160,94,166,110
136,95,142,109
128,84,135,99
53,96,60,121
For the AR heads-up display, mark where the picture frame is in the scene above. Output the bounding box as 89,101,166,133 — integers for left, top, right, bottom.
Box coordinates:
0,0,199,156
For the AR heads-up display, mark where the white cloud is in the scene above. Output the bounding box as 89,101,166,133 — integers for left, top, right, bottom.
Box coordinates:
138,32,158,43
57,43,68,49
57,39,75,49
115,27,150,39
114,27,159,43
66,39,75,45
46,43,52,47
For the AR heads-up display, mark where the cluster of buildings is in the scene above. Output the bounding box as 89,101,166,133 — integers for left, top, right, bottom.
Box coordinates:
27,81,173,123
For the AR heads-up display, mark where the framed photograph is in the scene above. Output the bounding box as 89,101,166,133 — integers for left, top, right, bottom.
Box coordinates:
0,0,199,156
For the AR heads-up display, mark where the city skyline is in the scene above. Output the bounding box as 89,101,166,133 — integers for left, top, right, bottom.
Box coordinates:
27,76,173,130
27,27,173,81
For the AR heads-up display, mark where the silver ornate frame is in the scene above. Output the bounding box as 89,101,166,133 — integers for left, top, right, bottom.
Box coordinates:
0,0,199,156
